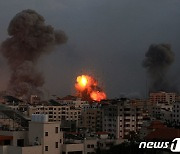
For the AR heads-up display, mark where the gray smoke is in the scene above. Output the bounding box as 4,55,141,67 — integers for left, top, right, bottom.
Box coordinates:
143,44,175,92
0,9,68,98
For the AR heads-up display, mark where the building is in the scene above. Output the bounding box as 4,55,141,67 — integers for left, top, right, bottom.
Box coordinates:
151,102,172,120
0,114,85,154
79,104,102,132
62,143,84,154
148,92,175,122
29,120,63,154
28,105,81,124
30,95,41,105
139,120,164,140
171,101,180,126
144,121,180,141
102,99,143,139
0,114,62,154
149,92,175,104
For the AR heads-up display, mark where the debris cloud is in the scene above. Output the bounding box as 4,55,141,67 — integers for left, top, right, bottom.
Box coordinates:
0,9,68,98
143,44,175,92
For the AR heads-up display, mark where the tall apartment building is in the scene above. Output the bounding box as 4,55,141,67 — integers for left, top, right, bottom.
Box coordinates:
102,99,143,139
148,92,176,122
27,99,89,121
79,104,102,132
149,91,176,104
28,105,81,123
172,101,180,125
151,102,172,120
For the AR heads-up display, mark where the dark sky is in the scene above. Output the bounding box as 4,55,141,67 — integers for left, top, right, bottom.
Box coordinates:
0,0,180,98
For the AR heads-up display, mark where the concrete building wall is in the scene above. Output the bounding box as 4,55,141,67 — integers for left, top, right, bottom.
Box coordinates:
28,106,81,122
149,92,175,104
7,146,22,154
84,139,97,154
29,122,44,145
21,146,42,154
0,146,8,154
151,103,172,120
79,108,102,132
29,121,61,154
172,101,180,124
0,131,28,146
43,123,61,154
102,101,143,139
97,139,115,150
62,143,84,154
0,145,42,154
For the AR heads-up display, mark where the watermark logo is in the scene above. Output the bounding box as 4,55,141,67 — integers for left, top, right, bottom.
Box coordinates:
171,138,180,152
139,138,180,152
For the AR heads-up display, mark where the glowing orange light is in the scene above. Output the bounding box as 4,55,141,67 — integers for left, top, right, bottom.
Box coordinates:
77,75,88,87
90,91,106,102
75,75,89,91
75,74,107,101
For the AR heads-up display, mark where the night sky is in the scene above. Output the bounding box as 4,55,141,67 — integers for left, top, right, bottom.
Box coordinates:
0,0,180,99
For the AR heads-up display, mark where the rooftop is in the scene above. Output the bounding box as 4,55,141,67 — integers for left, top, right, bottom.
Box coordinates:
145,127,180,140
147,120,166,129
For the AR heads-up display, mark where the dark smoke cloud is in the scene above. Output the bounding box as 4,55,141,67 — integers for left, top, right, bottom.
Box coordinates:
0,9,68,98
143,44,175,92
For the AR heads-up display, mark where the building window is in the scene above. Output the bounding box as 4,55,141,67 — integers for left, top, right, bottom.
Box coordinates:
45,146,48,151
55,142,58,148
87,144,91,148
45,132,48,136
55,127,59,133
60,139,62,143
91,144,94,148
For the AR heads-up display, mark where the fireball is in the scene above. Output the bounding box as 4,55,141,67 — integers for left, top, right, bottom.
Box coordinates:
75,74,107,101
90,91,107,102
76,75,88,90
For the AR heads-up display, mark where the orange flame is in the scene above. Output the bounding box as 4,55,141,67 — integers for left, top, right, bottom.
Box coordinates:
90,91,107,102
75,75,106,101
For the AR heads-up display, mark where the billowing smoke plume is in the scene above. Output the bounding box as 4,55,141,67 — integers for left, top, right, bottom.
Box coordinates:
143,44,175,92
0,9,68,98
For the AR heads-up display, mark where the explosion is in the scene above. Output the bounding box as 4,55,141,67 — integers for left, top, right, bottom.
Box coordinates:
0,9,68,98
75,75,106,101
90,91,107,102
143,44,175,92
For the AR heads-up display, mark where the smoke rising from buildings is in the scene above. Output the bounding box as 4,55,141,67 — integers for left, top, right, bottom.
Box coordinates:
143,44,175,92
0,9,68,98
